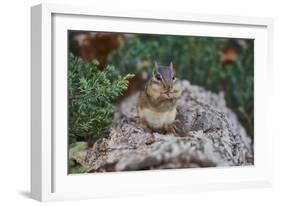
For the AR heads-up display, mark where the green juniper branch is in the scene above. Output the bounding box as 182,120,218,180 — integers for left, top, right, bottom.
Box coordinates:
68,53,134,144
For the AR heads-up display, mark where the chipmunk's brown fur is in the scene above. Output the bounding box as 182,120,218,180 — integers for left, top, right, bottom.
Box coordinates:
137,62,182,133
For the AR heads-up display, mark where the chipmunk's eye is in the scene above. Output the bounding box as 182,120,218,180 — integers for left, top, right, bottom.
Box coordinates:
172,76,176,81
155,74,162,81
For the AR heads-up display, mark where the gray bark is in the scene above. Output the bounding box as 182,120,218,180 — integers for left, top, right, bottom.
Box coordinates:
76,81,253,172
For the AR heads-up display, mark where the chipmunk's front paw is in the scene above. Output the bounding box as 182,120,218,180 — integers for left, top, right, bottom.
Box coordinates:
164,122,178,134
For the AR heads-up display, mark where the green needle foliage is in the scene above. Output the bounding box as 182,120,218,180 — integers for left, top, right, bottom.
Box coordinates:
68,53,134,143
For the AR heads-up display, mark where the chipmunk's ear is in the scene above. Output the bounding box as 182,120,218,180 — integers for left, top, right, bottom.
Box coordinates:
153,61,159,76
170,62,175,75
170,62,173,69
155,61,159,68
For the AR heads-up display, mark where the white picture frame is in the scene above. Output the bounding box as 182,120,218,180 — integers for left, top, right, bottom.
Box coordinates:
31,3,274,202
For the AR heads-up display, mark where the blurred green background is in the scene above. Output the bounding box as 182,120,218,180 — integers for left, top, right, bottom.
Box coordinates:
70,31,254,138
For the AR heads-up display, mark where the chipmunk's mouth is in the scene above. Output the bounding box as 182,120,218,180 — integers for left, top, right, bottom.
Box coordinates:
162,90,176,98
163,90,175,94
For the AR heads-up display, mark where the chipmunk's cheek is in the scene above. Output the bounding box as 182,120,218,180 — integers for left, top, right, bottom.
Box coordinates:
151,83,160,90
152,84,162,94
174,82,183,91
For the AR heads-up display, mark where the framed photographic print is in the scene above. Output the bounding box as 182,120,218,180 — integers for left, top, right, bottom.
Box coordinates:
31,3,274,201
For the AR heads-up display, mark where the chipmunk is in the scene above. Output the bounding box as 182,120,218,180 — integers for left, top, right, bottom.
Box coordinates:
137,62,182,133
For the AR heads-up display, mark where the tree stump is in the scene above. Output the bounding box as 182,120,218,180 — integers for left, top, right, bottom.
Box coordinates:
75,80,253,172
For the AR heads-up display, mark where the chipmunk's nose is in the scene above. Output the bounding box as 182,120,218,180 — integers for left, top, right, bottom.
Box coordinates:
166,84,172,91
